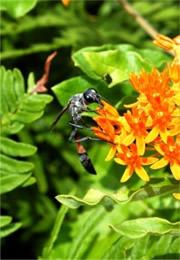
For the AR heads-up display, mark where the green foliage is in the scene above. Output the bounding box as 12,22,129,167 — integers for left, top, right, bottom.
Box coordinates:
0,216,22,238
73,45,170,87
55,181,179,210
0,66,53,240
110,217,180,238
1,1,179,259
1,0,38,18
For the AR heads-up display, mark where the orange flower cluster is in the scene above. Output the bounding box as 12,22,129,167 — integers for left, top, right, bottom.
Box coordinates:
61,0,70,7
91,34,180,185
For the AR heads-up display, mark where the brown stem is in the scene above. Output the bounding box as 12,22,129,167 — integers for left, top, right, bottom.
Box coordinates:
118,0,174,56
118,0,159,39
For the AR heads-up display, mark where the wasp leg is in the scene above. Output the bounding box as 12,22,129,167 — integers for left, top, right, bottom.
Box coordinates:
69,122,91,131
68,127,78,141
71,136,103,143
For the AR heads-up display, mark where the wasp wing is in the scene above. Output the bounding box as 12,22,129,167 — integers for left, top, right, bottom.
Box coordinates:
50,103,70,131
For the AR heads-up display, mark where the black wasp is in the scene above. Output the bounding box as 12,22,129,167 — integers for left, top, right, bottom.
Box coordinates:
50,88,103,175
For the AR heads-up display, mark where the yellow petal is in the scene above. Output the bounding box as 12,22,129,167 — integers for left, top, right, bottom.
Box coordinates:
160,129,168,143
173,193,180,200
120,166,132,182
114,158,126,165
145,127,159,143
169,124,180,136
124,101,139,108
136,136,145,156
154,143,165,155
135,166,150,182
151,158,168,169
141,157,158,165
105,145,116,161
123,132,135,146
170,163,180,180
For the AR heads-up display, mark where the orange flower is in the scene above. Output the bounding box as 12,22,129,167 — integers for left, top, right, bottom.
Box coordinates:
115,144,158,182
123,107,148,155
91,35,180,184
153,34,176,51
151,136,180,180
61,0,70,6
91,100,128,160
145,101,177,143
168,61,180,84
91,100,122,142
154,34,180,51
130,68,170,97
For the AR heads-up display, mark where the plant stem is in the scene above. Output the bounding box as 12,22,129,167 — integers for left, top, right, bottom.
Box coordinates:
118,0,158,39
117,0,174,56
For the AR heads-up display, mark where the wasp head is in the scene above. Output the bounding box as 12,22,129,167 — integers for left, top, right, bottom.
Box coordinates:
83,88,102,105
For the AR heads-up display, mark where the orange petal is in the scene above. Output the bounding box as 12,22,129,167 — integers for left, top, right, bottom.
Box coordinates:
153,34,175,50
101,100,120,117
150,158,168,169
105,145,117,161
173,193,180,200
120,166,132,182
170,163,180,180
91,127,111,142
135,166,150,182
146,127,159,143
61,0,70,6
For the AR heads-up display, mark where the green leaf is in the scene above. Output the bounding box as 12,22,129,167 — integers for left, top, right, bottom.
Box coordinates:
0,66,8,114
170,237,180,254
66,207,105,259
102,237,134,260
3,70,16,112
13,110,44,124
0,222,22,238
130,235,150,259
1,0,38,18
0,216,12,228
43,205,69,259
110,217,180,239
21,176,36,187
0,172,32,194
152,235,173,257
82,50,151,87
55,182,179,209
21,94,53,112
0,136,37,157
72,44,170,88
27,72,36,93
0,154,34,173
1,67,53,135
1,122,24,135
13,68,25,98
138,49,171,68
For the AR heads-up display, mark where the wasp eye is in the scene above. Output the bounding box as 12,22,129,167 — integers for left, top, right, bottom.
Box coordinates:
83,88,98,103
